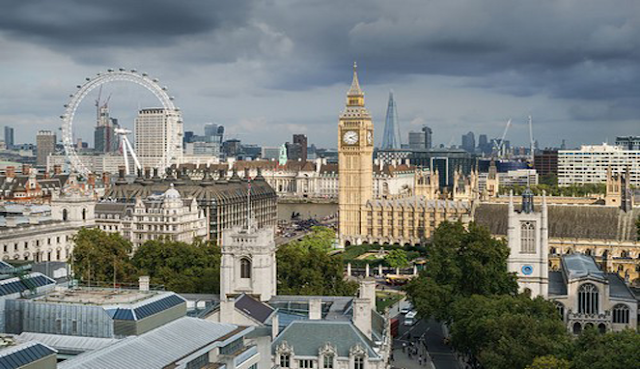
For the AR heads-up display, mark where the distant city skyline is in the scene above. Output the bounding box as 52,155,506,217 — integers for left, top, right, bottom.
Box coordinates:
1,1,639,149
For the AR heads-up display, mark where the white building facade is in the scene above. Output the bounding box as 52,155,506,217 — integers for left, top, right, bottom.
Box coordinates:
134,108,184,169
558,144,640,186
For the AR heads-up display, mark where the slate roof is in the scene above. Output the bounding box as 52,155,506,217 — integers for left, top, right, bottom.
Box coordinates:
235,294,274,323
103,292,186,321
548,271,567,296
0,273,56,297
606,273,636,300
562,254,606,282
474,203,640,241
59,317,248,369
0,341,56,369
272,320,380,359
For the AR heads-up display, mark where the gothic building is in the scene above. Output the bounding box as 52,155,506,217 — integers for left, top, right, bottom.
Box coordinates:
504,191,637,332
337,64,471,246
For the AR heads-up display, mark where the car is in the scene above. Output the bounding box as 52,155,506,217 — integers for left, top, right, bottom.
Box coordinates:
400,307,411,314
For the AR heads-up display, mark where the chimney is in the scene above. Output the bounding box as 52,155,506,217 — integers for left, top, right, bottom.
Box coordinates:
21,164,30,175
53,165,62,175
359,278,376,312
352,298,372,339
87,173,96,187
244,167,250,179
309,298,322,320
139,276,150,291
102,172,111,187
5,166,15,178
43,171,50,179
144,167,151,179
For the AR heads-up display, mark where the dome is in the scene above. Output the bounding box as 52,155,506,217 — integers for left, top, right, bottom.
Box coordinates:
164,185,181,200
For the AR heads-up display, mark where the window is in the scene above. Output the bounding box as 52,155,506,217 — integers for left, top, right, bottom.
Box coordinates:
555,302,565,320
62,209,68,221
612,304,630,324
240,258,251,279
323,355,334,369
354,356,364,369
299,360,314,368
578,283,599,315
520,221,535,254
280,354,291,368
82,208,86,220
220,338,243,355
186,353,209,369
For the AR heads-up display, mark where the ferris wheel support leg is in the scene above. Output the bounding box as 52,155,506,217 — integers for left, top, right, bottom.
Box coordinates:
122,136,130,176
123,137,142,172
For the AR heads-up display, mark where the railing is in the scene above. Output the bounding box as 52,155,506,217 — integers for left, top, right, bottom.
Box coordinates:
234,345,258,367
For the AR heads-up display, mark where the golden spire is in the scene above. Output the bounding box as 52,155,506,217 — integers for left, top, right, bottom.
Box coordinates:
348,61,363,97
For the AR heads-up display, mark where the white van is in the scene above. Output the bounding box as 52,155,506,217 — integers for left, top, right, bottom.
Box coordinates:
404,311,418,326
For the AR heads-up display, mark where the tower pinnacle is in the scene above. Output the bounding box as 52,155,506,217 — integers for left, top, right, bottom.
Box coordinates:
348,61,363,97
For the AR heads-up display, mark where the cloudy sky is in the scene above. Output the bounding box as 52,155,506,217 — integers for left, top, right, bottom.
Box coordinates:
1,0,639,149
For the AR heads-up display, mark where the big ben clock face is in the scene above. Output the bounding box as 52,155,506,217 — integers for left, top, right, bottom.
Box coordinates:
343,130,358,145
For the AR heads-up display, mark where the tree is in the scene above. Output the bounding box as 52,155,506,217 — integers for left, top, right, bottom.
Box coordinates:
385,249,410,269
72,228,136,285
526,356,570,369
277,240,358,296
570,328,640,369
449,294,570,369
131,239,220,293
405,221,518,321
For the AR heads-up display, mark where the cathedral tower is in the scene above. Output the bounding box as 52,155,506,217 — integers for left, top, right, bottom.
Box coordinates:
338,63,374,246
507,189,549,298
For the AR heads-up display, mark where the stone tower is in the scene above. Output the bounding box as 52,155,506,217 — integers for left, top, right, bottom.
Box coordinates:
507,188,549,298
220,224,277,302
338,63,374,246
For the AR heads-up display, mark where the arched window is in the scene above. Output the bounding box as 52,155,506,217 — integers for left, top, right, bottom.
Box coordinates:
240,258,251,279
323,354,334,369
62,209,68,221
280,354,291,368
520,221,535,254
554,301,565,320
572,322,582,334
578,283,599,315
612,304,630,324
598,323,606,334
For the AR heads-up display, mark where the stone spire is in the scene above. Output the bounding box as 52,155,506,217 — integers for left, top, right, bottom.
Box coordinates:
348,61,363,97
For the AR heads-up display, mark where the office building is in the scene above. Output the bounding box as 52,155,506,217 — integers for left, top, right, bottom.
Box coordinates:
408,131,425,150
4,126,14,148
134,108,183,169
461,131,475,153
292,134,308,162
36,131,56,167
558,144,640,186
94,104,119,153
423,126,433,149
261,147,280,161
222,139,242,158
381,90,402,149
615,136,640,150
534,149,559,176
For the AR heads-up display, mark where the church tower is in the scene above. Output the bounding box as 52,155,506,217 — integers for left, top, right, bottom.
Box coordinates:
507,189,549,298
338,63,374,246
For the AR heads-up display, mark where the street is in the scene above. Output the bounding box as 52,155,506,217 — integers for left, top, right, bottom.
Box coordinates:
392,300,462,369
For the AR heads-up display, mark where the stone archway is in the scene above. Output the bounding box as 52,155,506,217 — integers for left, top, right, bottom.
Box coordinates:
572,322,582,334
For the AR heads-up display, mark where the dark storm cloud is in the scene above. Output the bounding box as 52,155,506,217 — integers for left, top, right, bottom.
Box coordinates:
0,0,251,47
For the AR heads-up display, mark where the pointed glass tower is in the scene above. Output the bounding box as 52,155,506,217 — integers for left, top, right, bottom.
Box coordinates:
381,90,402,149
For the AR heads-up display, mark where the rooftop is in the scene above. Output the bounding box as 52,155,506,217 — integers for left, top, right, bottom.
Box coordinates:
34,287,161,306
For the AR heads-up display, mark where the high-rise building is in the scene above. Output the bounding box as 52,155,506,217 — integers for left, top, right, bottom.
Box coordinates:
4,126,14,148
408,131,425,149
461,131,475,153
94,104,119,153
381,91,402,149
422,126,433,149
292,134,308,162
134,108,183,169
615,136,640,150
558,144,640,186
534,149,558,176
222,139,242,158
36,130,56,167
204,123,218,138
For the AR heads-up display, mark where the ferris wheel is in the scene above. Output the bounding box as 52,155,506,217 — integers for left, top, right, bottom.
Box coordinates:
60,68,181,176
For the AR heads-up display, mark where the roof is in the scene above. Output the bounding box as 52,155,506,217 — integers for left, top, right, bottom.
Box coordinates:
474,203,640,241
104,293,186,321
606,273,636,300
0,273,55,297
235,294,274,324
59,317,247,369
548,271,567,296
15,332,120,355
562,254,606,282
269,295,354,321
272,320,379,358
0,341,56,369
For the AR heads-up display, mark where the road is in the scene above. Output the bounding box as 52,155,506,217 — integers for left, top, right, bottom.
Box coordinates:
392,300,462,369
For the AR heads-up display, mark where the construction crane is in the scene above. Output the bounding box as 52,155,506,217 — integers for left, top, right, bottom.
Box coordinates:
493,118,512,159
528,115,535,164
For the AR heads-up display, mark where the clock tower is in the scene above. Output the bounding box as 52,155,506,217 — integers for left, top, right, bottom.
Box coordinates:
338,63,374,246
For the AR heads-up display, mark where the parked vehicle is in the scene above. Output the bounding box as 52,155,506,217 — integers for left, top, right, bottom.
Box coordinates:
404,311,418,326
